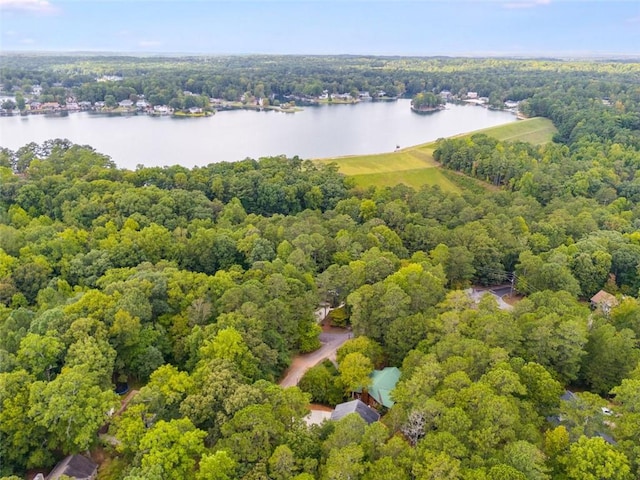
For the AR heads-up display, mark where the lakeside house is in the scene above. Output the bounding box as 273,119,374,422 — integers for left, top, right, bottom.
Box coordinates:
153,105,172,114
119,99,134,108
41,102,61,112
467,92,478,99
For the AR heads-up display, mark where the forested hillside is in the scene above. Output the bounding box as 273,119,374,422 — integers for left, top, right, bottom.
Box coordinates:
1,56,639,480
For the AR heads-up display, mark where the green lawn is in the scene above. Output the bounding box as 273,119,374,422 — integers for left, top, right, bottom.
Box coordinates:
461,117,557,145
317,117,556,191
323,149,437,176
351,167,459,192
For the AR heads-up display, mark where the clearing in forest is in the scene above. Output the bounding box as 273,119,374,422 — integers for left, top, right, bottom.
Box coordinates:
316,117,556,191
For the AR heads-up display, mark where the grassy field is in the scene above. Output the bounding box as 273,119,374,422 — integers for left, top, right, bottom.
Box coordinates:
351,167,460,192
462,117,557,145
317,117,556,191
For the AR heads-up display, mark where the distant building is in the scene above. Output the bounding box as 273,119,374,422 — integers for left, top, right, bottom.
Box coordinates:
467,92,478,99
41,102,60,111
118,99,134,108
331,399,380,424
46,454,97,480
97,75,123,82
32,85,43,96
505,100,520,109
154,105,171,114
590,290,618,314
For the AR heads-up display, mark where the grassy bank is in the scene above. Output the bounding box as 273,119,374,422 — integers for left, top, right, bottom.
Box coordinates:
462,117,557,145
316,117,555,191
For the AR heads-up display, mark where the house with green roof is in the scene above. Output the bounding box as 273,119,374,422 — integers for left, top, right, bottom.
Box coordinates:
356,367,401,409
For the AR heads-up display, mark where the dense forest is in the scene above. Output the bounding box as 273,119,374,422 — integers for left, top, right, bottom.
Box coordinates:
2,54,640,108
0,55,640,480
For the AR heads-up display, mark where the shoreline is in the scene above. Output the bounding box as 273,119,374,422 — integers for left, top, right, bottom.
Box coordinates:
0,101,521,169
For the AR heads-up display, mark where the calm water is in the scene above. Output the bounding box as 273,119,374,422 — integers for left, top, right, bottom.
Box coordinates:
0,100,516,169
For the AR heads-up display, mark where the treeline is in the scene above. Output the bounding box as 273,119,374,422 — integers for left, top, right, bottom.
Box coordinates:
2,55,639,107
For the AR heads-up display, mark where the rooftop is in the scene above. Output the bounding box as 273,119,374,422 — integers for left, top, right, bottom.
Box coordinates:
331,399,380,424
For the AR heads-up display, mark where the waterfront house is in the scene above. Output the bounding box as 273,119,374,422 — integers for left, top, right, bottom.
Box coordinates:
41,102,60,112
467,92,478,99
119,99,134,108
154,105,171,114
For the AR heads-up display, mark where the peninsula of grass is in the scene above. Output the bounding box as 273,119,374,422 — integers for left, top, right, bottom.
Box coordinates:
316,117,556,191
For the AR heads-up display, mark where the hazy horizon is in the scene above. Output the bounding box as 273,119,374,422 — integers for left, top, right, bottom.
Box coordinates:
1,1,638,57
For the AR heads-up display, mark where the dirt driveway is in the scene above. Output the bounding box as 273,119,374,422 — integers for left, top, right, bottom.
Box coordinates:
279,326,350,388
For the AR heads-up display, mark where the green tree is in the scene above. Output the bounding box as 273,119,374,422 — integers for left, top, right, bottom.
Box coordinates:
559,436,633,480
0,370,52,475
338,352,373,397
298,361,343,405
196,450,237,480
28,365,119,453
323,443,365,480
337,337,384,367
138,418,207,480
16,333,64,381
269,444,298,480
581,324,640,395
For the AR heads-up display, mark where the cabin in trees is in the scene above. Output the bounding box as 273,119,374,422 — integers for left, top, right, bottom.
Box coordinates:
590,290,618,314
356,367,401,409
331,399,380,424
44,454,98,480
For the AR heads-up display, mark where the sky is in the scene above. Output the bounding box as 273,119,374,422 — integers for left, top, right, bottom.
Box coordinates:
0,0,638,57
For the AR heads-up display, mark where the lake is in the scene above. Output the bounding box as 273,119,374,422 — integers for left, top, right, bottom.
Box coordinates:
0,100,517,169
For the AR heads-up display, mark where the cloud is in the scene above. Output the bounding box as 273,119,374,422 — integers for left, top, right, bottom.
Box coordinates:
20,37,36,44
503,0,550,9
138,40,162,48
0,0,57,13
